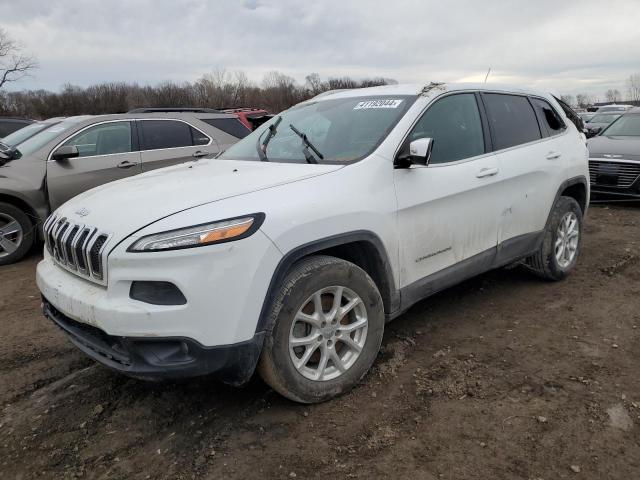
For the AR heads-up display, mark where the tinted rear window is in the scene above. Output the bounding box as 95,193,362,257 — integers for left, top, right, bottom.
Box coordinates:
202,118,251,139
140,120,202,150
483,94,541,150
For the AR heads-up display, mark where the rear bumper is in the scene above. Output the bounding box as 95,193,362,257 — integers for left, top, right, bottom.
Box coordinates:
42,297,264,384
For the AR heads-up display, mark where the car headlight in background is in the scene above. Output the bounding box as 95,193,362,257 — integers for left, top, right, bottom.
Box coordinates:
128,213,265,252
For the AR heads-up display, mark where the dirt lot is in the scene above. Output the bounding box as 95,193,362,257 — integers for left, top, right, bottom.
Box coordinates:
1,205,640,479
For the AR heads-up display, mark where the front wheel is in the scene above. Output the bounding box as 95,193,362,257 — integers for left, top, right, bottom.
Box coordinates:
257,255,384,403
0,202,34,266
525,196,583,281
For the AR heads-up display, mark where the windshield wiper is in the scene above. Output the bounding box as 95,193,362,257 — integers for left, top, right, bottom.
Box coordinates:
289,124,324,164
256,116,282,162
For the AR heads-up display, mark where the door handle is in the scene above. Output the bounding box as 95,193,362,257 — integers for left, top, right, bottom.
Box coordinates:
546,151,562,160
192,150,211,158
476,167,499,178
117,160,137,169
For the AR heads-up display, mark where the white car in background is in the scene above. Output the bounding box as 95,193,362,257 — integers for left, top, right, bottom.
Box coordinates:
37,82,589,403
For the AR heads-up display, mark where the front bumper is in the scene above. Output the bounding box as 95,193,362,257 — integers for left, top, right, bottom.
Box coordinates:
43,297,264,384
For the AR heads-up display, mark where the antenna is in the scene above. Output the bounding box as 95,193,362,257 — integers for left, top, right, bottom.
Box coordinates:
484,67,491,83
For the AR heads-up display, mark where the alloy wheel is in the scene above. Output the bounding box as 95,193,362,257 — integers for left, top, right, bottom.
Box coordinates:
555,212,579,268
0,213,23,259
289,286,368,381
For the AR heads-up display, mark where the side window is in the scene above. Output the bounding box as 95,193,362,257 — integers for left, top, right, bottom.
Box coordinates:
140,120,204,150
408,93,485,164
191,127,210,146
62,122,133,157
531,98,566,136
482,94,541,150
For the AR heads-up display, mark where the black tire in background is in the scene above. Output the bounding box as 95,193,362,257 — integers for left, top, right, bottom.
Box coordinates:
525,196,583,281
258,255,384,403
0,202,35,266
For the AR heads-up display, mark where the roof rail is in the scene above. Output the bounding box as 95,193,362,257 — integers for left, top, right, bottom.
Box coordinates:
127,107,222,113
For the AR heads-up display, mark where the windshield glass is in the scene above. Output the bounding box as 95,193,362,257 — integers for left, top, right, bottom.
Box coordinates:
1,121,61,147
219,95,417,164
589,114,621,124
601,114,640,136
16,116,90,156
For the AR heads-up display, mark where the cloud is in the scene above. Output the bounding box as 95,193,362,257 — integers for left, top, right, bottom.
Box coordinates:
2,0,639,100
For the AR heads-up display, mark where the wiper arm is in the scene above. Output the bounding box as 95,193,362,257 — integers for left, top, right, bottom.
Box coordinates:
256,116,282,162
289,124,324,164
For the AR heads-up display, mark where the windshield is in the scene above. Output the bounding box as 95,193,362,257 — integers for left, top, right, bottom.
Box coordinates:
589,114,621,124
16,116,90,156
601,114,640,136
219,95,417,164
1,121,61,148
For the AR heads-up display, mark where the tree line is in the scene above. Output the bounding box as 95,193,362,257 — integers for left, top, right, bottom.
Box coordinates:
561,73,640,108
0,70,396,119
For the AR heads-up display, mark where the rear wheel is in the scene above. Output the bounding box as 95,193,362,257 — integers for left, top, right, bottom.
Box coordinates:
524,196,582,281
258,255,384,403
0,202,34,266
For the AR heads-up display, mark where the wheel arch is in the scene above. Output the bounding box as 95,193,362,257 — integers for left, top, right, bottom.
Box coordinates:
256,231,399,333
546,176,589,229
0,192,41,227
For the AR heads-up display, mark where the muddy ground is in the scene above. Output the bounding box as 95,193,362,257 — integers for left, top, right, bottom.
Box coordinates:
1,205,639,479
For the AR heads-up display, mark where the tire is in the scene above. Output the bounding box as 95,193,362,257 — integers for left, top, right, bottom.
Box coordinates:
524,196,583,281
0,202,34,266
257,255,385,403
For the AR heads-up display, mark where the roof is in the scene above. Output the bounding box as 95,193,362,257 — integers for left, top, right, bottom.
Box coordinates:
313,82,555,101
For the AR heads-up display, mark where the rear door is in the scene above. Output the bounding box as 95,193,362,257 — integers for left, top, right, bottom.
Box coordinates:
482,93,567,248
138,119,215,172
46,120,141,210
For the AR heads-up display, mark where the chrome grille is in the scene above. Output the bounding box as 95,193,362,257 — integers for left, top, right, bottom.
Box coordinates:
43,215,111,283
589,160,640,188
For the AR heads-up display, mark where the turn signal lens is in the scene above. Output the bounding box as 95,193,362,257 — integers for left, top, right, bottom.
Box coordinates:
128,215,262,252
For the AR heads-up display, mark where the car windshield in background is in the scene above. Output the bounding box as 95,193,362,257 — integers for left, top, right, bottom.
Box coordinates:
589,114,621,124
16,116,90,156
601,114,640,136
1,121,61,148
219,95,417,164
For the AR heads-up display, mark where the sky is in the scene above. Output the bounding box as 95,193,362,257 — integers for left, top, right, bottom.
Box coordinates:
2,0,640,100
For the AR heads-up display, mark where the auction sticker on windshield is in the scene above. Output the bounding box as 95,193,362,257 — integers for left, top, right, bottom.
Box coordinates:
354,99,403,109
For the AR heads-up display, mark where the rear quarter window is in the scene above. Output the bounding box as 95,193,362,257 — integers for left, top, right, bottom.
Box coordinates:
482,93,541,150
531,98,566,137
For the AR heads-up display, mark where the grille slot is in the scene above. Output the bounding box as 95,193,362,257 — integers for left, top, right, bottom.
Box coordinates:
43,216,110,283
589,160,640,188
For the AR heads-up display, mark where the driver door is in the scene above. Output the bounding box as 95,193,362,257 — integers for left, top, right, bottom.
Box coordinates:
394,93,502,290
47,121,141,210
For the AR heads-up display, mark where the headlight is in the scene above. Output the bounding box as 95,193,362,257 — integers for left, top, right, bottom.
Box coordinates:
128,213,264,252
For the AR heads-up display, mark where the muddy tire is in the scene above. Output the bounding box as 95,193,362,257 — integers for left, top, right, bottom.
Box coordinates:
524,196,583,281
257,255,384,403
0,202,34,266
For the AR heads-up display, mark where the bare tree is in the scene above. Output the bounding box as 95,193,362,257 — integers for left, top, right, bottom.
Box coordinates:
561,95,576,107
627,73,640,102
605,89,621,103
0,28,37,89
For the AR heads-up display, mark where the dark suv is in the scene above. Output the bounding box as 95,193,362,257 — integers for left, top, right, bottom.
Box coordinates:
0,111,249,265
0,117,34,138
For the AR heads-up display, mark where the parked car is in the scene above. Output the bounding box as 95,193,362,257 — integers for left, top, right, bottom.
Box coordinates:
0,117,34,138
220,107,273,130
596,104,634,113
585,112,622,137
588,107,640,200
37,83,589,403
0,110,247,265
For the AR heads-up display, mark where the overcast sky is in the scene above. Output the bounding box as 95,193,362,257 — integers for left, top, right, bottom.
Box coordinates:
3,0,640,100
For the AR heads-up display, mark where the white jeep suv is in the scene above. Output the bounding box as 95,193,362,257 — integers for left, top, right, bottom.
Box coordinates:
36,83,589,403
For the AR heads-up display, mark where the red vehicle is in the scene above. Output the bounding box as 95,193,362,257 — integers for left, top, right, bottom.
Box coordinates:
220,108,273,131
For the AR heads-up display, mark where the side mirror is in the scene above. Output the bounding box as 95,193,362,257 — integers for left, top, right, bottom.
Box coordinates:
395,137,433,168
51,145,79,161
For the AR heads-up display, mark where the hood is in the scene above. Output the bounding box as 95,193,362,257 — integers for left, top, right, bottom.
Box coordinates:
587,135,640,160
54,159,342,235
